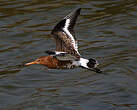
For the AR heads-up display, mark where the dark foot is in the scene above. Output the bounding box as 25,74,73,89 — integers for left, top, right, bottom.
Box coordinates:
93,68,102,73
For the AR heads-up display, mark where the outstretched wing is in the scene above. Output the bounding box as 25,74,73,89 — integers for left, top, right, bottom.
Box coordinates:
46,50,78,61
51,8,81,59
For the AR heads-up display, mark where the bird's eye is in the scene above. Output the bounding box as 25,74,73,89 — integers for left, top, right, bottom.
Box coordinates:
37,59,41,62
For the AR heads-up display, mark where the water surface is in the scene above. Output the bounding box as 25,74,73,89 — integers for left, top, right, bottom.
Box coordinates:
0,0,137,110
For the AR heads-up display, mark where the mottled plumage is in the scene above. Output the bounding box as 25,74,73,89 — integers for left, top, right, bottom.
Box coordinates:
51,8,81,59
25,8,101,73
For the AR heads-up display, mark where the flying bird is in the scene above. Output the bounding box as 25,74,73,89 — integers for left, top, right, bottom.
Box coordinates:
25,8,101,73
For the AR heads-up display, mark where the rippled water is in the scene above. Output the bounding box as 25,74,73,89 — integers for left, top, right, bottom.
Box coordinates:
0,0,137,110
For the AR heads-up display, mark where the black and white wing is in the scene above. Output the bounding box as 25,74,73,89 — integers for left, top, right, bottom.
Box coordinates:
51,8,81,59
46,50,78,61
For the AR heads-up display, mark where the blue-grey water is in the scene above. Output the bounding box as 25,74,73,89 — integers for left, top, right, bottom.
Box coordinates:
0,0,137,110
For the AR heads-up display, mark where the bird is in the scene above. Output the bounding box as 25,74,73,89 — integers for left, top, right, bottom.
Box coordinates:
25,8,102,73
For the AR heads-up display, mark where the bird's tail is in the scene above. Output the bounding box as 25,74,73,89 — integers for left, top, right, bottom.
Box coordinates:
73,58,102,73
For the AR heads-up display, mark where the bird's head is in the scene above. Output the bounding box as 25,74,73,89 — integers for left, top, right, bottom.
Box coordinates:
25,56,47,66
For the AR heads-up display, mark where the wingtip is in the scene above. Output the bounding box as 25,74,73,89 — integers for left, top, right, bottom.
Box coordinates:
66,7,81,18
51,8,82,34
75,8,81,15
74,7,81,11
77,8,81,12
45,50,55,55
